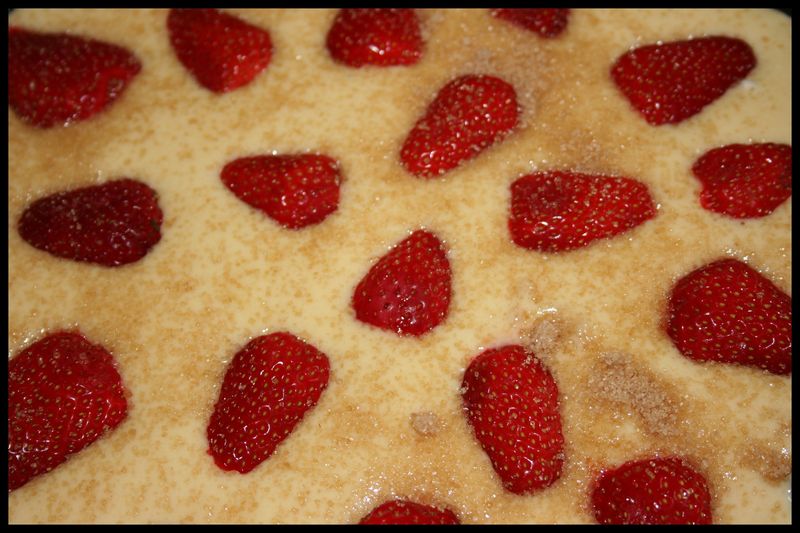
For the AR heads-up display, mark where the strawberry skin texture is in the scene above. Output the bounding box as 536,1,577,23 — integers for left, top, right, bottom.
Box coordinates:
401,74,519,178
207,332,330,473
667,258,791,375
8,331,128,492
490,8,571,38
509,171,656,252
352,230,452,337
611,36,756,125
18,178,163,267
8,26,141,128
167,8,272,93
692,143,792,219
221,154,342,229
326,8,422,67
591,457,713,524
461,345,564,495
359,500,460,525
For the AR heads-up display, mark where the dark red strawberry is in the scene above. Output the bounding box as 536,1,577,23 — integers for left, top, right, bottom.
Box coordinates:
207,332,330,473
509,171,656,252
490,8,571,38
666,258,791,375
167,8,272,93
221,154,342,229
691,143,792,219
461,344,564,495
18,178,163,267
352,230,451,336
8,26,141,128
611,36,756,125
359,500,460,525
326,8,422,67
401,74,519,178
8,331,128,492
591,456,713,524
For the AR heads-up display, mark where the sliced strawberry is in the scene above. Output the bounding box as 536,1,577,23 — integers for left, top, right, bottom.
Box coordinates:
207,332,330,473
18,178,163,267
326,8,422,67
666,258,791,375
359,500,460,525
8,331,128,492
352,230,451,336
591,456,713,524
490,8,571,38
691,143,792,219
611,36,756,125
221,154,342,229
400,74,519,178
509,171,656,252
8,26,141,128
167,8,272,93
461,344,564,495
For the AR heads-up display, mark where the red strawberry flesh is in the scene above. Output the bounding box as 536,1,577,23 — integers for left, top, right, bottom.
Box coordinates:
591,457,713,524
611,36,756,125
8,331,128,492
490,8,571,38
509,171,656,252
207,332,330,473
692,143,792,219
18,178,163,267
326,8,422,67
666,258,791,375
352,230,451,337
461,344,564,494
8,26,141,128
359,500,460,525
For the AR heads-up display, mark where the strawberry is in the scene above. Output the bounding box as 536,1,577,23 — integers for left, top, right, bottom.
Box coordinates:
8,26,141,128
691,143,792,219
352,230,451,336
167,8,272,93
591,456,713,524
666,258,791,375
8,331,128,492
490,8,571,38
401,74,519,178
207,332,330,473
17,178,163,267
508,171,656,252
359,500,460,525
611,36,756,125
221,154,342,229
326,8,423,67
461,344,564,495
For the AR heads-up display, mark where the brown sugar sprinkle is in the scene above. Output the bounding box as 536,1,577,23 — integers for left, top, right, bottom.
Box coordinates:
410,411,443,437
741,440,792,482
519,313,565,361
588,351,679,438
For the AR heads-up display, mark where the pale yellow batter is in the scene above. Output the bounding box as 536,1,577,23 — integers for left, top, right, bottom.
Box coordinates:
8,9,791,524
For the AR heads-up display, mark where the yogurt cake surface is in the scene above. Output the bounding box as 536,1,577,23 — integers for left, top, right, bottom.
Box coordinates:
8,8,791,524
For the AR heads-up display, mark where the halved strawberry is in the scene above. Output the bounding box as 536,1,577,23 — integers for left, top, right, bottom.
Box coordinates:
461,344,564,495
666,258,791,375
221,154,342,229
207,332,330,473
352,230,451,337
490,8,571,38
8,26,141,128
167,8,272,93
400,74,519,178
326,8,422,67
509,171,656,252
359,500,461,525
691,143,792,219
611,36,756,125
591,456,713,524
18,178,163,267
8,331,128,492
